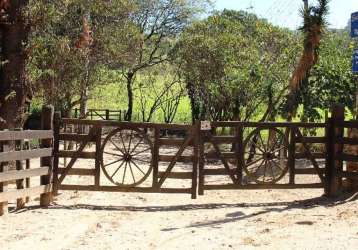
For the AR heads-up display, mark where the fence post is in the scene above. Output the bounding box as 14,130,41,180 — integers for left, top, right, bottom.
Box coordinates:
40,105,54,206
0,141,9,216
325,104,344,196
236,125,244,185
191,121,200,199
53,112,61,195
288,126,296,184
94,125,102,187
105,109,110,120
15,128,25,209
198,122,205,195
24,140,31,203
152,127,160,189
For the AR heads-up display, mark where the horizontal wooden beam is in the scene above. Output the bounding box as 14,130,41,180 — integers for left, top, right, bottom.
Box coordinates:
158,138,192,147
58,184,192,194
295,152,325,159
59,133,95,142
0,184,52,203
57,168,95,176
203,183,323,190
334,120,358,128
334,137,358,145
0,148,52,162
0,130,53,141
210,136,236,144
336,154,358,162
295,168,325,175
158,155,193,163
203,168,236,175
205,152,236,159
211,121,326,128
158,171,192,179
0,167,50,183
295,137,326,144
337,171,358,179
58,150,96,159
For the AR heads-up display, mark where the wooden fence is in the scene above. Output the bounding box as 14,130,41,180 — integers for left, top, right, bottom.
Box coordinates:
0,106,54,216
73,108,127,121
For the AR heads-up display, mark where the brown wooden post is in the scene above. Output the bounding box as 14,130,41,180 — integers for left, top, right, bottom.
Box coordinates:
40,105,54,206
191,121,199,199
0,141,9,216
288,126,296,184
236,125,244,185
94,125,102,187
198,126,205,195
53,112,61,195
24,140,30,202
152,127,160,189
15,128,25,209
105,109,110,120
326,104,344,196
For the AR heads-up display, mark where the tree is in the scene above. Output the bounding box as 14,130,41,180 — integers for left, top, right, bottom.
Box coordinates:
110,0,210,121
175,10,299,123
284,0,329,120
0,0,31,129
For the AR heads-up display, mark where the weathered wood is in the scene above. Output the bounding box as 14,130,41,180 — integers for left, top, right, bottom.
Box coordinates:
0,148,52,162
191,121,199,199
24,140,31,202
53,112,61,195
288,128,296,184
336,154,358,162
295,152,325,159
335,137,358,145
294,128,325,183
334,120,358,128
203,168,237,175
94,126,102,187
40,105,54,207
0,143,8,215
295,136,326,144
295,168,325,175
158,138,193,147
0,167,50,183
211,121,326,128
59,184,192,194
59,133,96,142
152,127,160,188
210,136,236,144
158,171,192,179
337,171,358,179
57,168,95,176
0,184,52,203
203,183,323,190
198,130,205,196
58,150,96,159
236,126,244,185
205,152,236,159
0,130,53,141
158,155,194,163
15,130,25,209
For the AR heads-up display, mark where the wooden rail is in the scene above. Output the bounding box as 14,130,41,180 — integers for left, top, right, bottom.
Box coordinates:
73,108,127,121
0,106,54,216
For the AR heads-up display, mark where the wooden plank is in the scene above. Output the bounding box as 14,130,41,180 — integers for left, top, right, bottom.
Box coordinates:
0,130,53,141
198,130,205,196
335,137,358,145
203,183,323,190
203,168,236,175
0,167,50,182
58,184,192,194
158,171,192,179
159,155,194,163
288,128,295,184
152,127,160,188
0,148,52,162
0,184,52,203
211,121,326,128
158,138,193,147
295,137,326,144
210,136,236,144
205,151,236,159
337,171,358,179
59,133,95,142
53,112,61,195
57,168,95,176
295,168,325,175
58,150,96,159
336,154,358,162
334,120,358,128
236,126,244,185
15,132,25,209
295,152,325,159
94,126,102,187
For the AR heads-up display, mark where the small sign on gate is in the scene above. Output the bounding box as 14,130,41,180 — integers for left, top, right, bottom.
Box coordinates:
201,121,211,131
353,49,358,73
352,12,358,38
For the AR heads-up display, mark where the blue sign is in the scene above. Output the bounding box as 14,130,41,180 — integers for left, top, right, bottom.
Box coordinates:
352,12,358,38
353,49,358,73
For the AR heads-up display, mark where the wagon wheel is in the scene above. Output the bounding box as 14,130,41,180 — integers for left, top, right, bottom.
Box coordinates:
243,127,289,184
100,128,153,187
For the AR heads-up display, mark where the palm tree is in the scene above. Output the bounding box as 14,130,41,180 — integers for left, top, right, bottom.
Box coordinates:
286,0,329,120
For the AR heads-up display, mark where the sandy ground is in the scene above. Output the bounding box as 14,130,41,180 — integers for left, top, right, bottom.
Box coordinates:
1,143,357,250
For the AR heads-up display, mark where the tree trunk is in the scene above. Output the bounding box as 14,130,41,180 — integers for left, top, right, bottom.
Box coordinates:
79,58,90,119
125,72,134,121
0,1,31,130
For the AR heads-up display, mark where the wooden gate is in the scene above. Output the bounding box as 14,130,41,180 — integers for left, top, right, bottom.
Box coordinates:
198,121,328,194
53,117,199,198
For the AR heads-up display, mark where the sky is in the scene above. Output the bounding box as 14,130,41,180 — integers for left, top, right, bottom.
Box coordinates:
214,0,358,30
